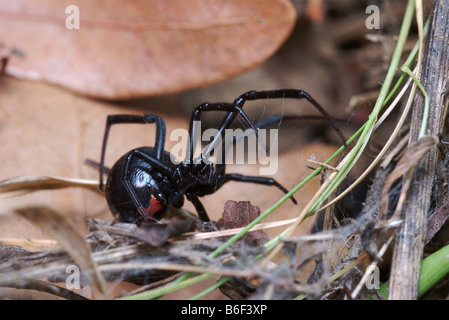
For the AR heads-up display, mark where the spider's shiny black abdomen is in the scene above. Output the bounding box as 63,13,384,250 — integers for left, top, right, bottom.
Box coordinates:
105,147,184,223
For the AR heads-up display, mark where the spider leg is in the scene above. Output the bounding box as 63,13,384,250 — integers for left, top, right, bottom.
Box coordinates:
205,89,346,161
128,149,173,176
254,114,350,129
187,102,266,165
205,89,346,180
223,173,297,205
99,114,166,190
185,193,210,222
225,114,350,153
121,177,152,221
84,158,111,175
234,89,346,146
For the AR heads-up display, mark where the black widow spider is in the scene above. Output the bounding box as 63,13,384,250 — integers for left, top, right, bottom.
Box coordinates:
98,89,345,224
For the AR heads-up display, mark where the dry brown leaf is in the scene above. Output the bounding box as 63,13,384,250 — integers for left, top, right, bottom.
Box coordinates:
0,0,296,99
14,206,107,297
379,135,439,219
215,200,269,246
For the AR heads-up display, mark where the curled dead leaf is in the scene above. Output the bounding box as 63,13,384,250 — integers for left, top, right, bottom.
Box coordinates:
14,206,107,297
216,200,269,246
0,0,296,99
379,135,439,220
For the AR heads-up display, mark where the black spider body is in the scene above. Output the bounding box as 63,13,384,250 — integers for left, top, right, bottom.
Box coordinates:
106,146,222,223
98,89,344,224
